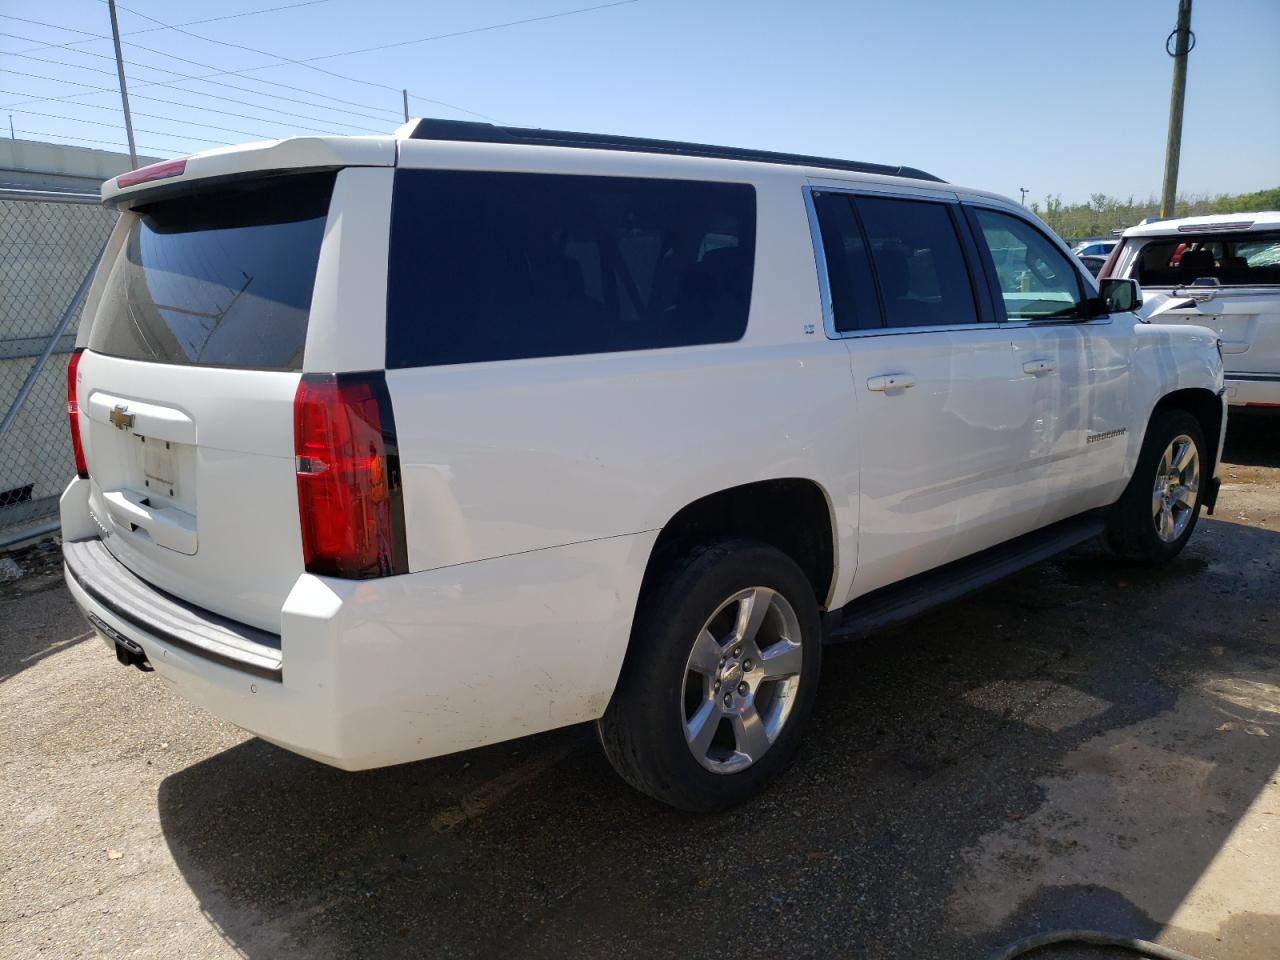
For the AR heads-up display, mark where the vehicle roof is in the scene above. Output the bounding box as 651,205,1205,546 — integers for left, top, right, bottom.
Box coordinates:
100,122,1020,213
1121,211,1280,238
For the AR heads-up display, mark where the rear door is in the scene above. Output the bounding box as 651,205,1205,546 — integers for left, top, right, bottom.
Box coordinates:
809,187,1040,595
75,172,337,632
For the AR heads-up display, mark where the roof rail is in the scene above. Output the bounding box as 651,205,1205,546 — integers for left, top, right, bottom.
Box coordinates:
404,118,945,183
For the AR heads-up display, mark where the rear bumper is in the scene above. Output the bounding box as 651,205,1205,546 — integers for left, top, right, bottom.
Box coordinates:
63,526,655,771
1224,374,1280,409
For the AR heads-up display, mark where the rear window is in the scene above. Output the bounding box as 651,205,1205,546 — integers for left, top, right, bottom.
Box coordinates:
385,170,756,367
88,172,335,370
1133,232,1280,287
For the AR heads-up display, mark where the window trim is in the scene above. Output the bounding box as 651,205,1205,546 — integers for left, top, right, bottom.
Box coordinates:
803,185,996,339
960,201,1094,325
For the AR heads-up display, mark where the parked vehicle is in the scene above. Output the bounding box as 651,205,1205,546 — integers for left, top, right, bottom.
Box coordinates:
1101,212,1280,411
1079,253,1108,277
1072,239,1118,258
62,121,1226,811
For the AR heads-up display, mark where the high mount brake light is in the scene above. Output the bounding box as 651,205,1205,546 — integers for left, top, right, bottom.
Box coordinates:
67,348,88,479
116,159,187,189
293,372,408,579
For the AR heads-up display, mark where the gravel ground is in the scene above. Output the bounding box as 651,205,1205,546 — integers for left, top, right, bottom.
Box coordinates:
2,418,1278,960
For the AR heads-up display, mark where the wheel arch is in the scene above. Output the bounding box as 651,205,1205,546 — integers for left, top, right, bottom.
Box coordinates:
639,478,838,611
1148,387,1224,511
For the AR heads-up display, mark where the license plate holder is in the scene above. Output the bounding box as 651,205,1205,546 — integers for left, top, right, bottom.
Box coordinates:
141,436,178,497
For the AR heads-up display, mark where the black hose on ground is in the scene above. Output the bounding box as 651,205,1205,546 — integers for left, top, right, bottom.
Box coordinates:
990,929,1205,960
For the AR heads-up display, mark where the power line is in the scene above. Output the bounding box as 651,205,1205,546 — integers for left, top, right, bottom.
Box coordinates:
304,0,640,63
2,65,385,133
0,25,405,120
1,80,349,138
1,90,275,140
8,105,233,144
106,1,500,121
1,50,401,126
13,124,183,154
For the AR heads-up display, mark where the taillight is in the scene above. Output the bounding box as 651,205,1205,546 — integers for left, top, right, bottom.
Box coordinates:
116,158,186,189
293,372,408,579
67,348,88,479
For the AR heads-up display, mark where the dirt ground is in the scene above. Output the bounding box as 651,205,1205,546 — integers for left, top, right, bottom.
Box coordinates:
2,418,1278,960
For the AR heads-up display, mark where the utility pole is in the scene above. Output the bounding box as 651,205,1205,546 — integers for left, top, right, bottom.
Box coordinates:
1160,0,1193,218
107,0,138,169
1019,187,1029,206
402,89,410,124
8,115,13,140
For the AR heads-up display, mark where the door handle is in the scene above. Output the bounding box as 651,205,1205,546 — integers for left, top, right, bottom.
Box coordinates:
867,373,915,392
1022,359,1056,375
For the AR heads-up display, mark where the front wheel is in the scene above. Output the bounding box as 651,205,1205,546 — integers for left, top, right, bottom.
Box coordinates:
1105,409,1207,563
598,540,822,812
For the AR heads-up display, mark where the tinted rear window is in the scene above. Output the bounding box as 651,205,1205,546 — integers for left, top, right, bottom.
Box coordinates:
88,172,335,370
1134,232,1280,287
386,170,756,367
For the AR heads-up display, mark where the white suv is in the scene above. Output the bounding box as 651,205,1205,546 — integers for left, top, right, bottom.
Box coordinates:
61,120,1226,811
1102,212,1280,411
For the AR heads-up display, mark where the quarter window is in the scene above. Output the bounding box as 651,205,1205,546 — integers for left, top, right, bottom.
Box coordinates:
972,208,1086,320
386,171,756,367
853,196,980,328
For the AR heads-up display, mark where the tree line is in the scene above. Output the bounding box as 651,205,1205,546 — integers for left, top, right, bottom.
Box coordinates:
1031,185,1280,241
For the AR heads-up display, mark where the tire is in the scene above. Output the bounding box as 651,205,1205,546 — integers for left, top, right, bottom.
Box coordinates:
598,539,822,812
1105,408,1207,563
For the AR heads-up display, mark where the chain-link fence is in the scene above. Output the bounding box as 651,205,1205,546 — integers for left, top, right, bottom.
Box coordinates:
0,189,117,545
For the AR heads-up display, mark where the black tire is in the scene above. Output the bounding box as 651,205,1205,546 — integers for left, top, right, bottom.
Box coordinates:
598,539,822,812
1105,408,1207,563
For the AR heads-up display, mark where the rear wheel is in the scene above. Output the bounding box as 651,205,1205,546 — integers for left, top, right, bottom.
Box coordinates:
598,540,822,812
1105,409,1206,563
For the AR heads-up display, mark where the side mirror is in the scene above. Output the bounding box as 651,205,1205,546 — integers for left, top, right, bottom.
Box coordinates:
1098,277,1143,313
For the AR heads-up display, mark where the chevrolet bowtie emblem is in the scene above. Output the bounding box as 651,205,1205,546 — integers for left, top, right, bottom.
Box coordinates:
109,405,135,431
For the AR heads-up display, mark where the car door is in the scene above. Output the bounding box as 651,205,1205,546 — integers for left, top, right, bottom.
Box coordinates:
809,188,1041,597
965,204,1133,524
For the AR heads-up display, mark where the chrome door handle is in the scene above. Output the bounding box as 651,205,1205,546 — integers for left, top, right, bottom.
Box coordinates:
1022,359,1056,375
867,373,915,392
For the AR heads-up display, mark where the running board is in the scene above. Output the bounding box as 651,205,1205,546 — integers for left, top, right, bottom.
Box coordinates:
825,512,1107,643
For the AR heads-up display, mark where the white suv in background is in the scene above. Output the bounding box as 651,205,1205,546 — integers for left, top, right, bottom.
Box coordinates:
62,121,1225,811
1103,212,1280,411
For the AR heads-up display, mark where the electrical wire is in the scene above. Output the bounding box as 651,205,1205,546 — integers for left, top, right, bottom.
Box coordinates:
11,125,181,156
0,26,404,120
1,51,400,125
6,105,232,145
3,98,266,142
2,64,385,133
105,1,500,121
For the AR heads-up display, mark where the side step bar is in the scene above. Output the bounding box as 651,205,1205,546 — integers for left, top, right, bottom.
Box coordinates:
825,512,1107,643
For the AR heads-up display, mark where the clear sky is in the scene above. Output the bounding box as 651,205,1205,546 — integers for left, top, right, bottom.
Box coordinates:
2,0,1277,205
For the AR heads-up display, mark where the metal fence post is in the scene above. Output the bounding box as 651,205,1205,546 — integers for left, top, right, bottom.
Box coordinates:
0,246,104,436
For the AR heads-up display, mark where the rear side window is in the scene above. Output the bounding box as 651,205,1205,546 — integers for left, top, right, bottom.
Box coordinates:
89,172,334,370
1133,233,1280,287
812,191,882,332
853,196,979,328
386,171,756,367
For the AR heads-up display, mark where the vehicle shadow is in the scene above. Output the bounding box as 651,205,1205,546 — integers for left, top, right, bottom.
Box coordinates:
1222,413,1280,468
156,518,1280,960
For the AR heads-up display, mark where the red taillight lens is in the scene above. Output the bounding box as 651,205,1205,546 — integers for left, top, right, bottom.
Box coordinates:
67,348,88,479
293,372,407,579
